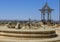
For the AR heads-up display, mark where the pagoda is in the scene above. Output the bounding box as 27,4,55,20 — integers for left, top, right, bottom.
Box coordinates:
39,3,54,24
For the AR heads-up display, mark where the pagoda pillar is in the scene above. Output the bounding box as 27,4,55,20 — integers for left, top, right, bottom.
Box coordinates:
43,14,45,22
41,14,43,21
47,13,49,21
50,13,51,21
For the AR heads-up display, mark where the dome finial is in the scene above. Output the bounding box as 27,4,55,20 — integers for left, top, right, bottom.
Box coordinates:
46,0,47,3
46,0,48,4
45,0,48,5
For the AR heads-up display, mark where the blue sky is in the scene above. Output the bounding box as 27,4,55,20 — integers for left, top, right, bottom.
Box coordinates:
0,0,59,21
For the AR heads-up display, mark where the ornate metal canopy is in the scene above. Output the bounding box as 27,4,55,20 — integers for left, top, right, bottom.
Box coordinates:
40,3,54,14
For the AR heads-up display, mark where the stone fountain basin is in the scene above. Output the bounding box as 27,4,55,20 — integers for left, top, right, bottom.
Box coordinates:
0,27,57,38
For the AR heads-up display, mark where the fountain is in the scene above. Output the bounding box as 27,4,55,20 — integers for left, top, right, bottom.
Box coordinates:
5,2,56,39
0,1,60,42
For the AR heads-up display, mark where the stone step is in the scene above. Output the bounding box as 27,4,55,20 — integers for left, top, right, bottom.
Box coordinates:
0,31,57,38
